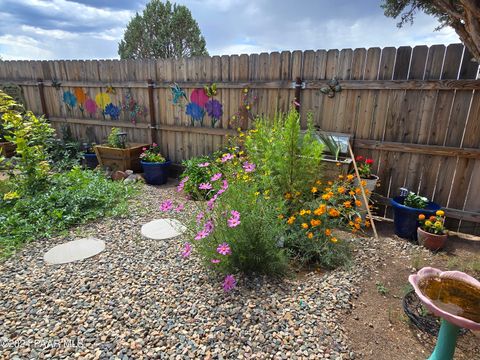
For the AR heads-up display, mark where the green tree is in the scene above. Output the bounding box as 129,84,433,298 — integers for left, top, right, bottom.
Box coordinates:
382,0,480,62
118,0,208,59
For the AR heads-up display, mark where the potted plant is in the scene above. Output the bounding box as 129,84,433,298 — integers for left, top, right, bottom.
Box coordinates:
81,142,98,169
417,210,448,251
140,143,171,185
353,156,379,214
391,191,441,241
317,132,352,180
94,127,148,172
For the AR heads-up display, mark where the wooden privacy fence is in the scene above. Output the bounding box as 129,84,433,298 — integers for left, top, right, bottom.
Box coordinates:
0,43,479,234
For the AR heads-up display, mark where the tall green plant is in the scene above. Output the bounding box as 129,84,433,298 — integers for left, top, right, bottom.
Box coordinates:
243,109,324,204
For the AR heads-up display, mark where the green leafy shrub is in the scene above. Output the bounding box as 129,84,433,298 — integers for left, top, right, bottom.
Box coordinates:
0,167,137,258
243,109,324,208
46,126,83,172
180,153,223,199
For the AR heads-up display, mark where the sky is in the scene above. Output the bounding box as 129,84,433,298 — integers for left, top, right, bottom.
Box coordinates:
0,0,460,60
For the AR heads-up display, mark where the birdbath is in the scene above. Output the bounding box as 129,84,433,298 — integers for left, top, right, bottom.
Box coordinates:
409,267,480,360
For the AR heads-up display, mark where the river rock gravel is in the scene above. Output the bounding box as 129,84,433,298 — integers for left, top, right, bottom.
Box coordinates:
1,183,385,359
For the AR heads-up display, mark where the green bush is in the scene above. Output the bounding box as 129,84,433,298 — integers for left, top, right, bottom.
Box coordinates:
0,167,137,258
180,153,223,200
243,109,324,207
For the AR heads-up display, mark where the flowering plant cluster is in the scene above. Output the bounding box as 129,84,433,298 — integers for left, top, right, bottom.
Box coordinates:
418,210,446,235
355,156,375,178
140,143,166,163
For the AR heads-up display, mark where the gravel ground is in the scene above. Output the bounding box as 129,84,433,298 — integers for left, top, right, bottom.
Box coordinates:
1,183,395,359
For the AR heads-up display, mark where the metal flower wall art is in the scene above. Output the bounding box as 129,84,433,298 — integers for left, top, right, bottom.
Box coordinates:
62,90,77,112
170,83,188,107
185,84,223,128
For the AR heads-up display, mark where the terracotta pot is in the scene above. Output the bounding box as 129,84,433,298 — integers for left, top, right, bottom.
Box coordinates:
417,227,447,251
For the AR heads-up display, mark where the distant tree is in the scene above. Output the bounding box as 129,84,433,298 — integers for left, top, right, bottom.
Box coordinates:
118,0,208,59
382,0,480,62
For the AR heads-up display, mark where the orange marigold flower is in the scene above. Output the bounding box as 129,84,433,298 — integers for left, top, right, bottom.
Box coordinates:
430,216,436,221
330,237,338,243
349,191,356,196
299,209,307,216
347,174,354,181
325,229,332,236
355,217,362,223
287,216,296,225
311,187,318,193
315,180,322,185
337,187,346,194
418,214,426,221
302,223,309,229
355,187,361,194
322,194,331,201
365,221,371,227
328,208,340,217
365,189,370,195
354,223,361,230
310,219,321,227
343,201,352,208
349,221,354,226
314,205,326,215
307,232,313,239
295,191,301,197
336,162,341,166
338,175,344,179
355,200,362,207
325,187,332,192
328,181,333,186
361,180,367,187
285,192,292,199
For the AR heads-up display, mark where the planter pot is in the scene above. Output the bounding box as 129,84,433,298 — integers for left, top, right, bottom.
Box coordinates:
0,142,16,158
321,156,352,181
141,160,171,185
353,175,379,217
94,143,149,172
83,153,99,169
417,227,447,251
390,196,441,241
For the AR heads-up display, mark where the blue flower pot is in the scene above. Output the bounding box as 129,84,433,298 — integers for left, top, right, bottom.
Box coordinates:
141,160,171,185
84,153,99,169
391,196,441,241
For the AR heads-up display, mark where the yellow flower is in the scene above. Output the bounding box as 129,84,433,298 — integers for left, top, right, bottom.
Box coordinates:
3,191,20,201
243,88,249,93
325,229,332,236
336,162,341,166
301,223,309,229
365,221,371,228
237,127,242,132
300,209,307,216
347,174,354,181
330,237,338,243
287,216,296,225
285,192,292,200
355,188,361,194
239,132,245,137
278,214,284,219
322,194,331,201
255,191,260,196
436,210,445,216
311,187,318,193
328,208,340,217
314,205,326,216
343,201,351,208
307,232,313,239
355,200,362,207
349,191,355,196
328,181,333,186
361,180,367,187
355,217,362,223
246,105,251,110
325,187,332,192
338,175,344,179
425,220,432,227
337,187,346,194
295,191,301,197
349,221,354,226
315,180,322,185
434,221,443,228
310,219,321,227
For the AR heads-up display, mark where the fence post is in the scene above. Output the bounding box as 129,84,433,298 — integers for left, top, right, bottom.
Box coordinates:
147,79,157,144
36,78,49,119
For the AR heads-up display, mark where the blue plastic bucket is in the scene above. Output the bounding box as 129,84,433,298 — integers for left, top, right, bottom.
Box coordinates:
141,160,171,185
391,196,441,241
84,153,99,169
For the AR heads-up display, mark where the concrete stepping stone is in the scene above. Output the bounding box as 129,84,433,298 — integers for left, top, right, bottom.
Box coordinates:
141,219,186,240
44,238,105,265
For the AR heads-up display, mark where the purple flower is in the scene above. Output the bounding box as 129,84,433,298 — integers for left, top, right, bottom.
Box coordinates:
210,173,222,182
198,162,210,168
242,161,256,173
196,212,204,224
199,182,212,190
204,219,214,233
230,210,240,219
217,243,232,256
160,200,173,212
177,176,189,192
211,259,220,264
223,275,236,292
221,180,229,190
194,230,209,240
174,203,185,212
227,210,241,227
221,153,234,163
205,99,223,119
181,243,192,258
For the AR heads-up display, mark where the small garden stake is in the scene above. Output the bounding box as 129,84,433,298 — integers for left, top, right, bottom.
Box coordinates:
348,143,378,239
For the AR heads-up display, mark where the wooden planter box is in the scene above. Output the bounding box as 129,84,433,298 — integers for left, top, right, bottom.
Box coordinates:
321,155,352,180
0,142,16,158
94,143,149,172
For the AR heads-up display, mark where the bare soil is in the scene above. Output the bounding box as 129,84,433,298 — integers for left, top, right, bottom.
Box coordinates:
342,221,480,360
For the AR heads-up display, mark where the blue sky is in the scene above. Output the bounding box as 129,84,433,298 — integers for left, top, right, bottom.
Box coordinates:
0,0,460,60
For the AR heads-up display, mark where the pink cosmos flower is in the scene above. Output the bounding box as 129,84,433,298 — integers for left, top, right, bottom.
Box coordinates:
217,242,232,256
174,203,185,212
207,196,217,211
198,162,210,167
211,259,220,264
181,243,192,258
223,275,236,292
196,212,204,224
210,173,222,182
230,210,240,219
221,180,229,190
177,176,189,192
242,161,256,173
160,200,173,212
221,153,234,163
142,147,147,151
204,219,214,233
194,230,209,240
199,183,212,190
152,142,158,147
227,217,241,228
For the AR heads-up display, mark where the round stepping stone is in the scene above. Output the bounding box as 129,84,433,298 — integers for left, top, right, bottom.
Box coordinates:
141,219,186,240
44,238,105,265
